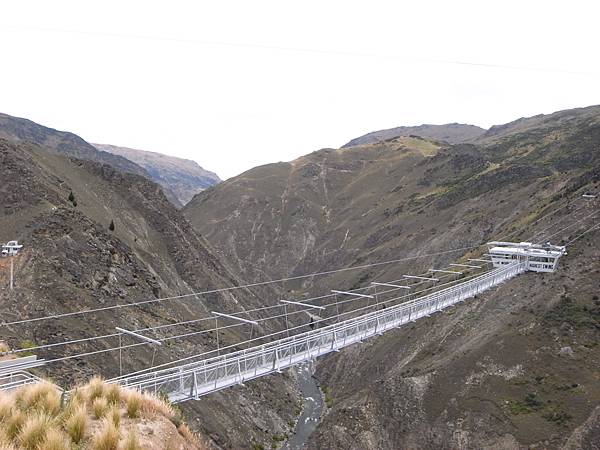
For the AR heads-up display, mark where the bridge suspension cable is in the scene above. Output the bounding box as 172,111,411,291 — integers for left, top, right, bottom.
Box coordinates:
565,220,600,245
0,246,479,328
535,209,598,244
108,269,488,380
41,266,483,368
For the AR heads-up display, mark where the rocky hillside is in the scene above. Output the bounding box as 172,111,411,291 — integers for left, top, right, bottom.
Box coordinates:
184,106,600,449
94,143,221,206
0,112,148,179
0,137,298,449
342,123,485,147
478,105,600,143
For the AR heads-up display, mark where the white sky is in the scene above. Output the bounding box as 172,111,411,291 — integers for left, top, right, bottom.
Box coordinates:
1,1,599,180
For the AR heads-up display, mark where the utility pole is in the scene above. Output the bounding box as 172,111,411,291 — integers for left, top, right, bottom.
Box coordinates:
9,258,14,291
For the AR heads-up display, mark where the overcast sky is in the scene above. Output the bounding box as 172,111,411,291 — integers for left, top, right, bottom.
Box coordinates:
2,1,599,180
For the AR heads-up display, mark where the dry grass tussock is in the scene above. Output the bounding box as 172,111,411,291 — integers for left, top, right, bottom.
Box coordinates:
0,377,201,449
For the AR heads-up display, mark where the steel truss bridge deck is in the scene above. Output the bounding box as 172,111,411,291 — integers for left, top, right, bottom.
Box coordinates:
117,262,527,403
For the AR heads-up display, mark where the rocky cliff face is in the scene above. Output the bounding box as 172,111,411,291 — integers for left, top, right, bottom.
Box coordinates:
184,107,600,449
0,138,297,449
93,143,221,206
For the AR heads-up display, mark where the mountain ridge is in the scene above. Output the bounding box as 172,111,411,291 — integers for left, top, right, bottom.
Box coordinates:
0,112,221,208
0,112,149,179
184,105,600,449
342,123,486,147
93,143,221,206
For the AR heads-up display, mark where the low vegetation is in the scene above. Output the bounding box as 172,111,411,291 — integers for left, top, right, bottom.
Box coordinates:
0,378,202,449
321,386,333,408
544,294,600,329
507,392,544,415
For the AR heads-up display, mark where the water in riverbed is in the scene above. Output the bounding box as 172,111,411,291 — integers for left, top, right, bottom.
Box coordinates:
283,363,324,450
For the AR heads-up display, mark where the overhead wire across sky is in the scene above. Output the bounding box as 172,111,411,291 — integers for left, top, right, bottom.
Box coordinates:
2,24,600,78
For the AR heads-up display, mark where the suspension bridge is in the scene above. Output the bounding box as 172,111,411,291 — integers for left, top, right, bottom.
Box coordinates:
0,194,597,403
116,261,525,402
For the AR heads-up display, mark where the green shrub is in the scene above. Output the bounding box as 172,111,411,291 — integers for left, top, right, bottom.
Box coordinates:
543,409,572,426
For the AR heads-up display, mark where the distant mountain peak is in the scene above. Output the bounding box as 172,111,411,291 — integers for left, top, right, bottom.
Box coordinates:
343,123,486,148
93,143,221,206
0,112,149,178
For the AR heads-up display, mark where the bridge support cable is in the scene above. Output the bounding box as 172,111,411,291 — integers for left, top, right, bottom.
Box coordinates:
448,263,481,269
370,282,411,289
565,220,600,245
331,290,374,299
115,263,526,401
215,319,220,356
536,209,599,244
403,275,439,281
19,202,589,380
41,268,489,371
331,290,375,323
27,265,487,371
115,327,162,376
498,196,590,242
0,246,480,329
531,200,598,244
429,269,463,275
283,303,290,338
115,328,162,346
107,268,493,380
2,248,481,359
279,300,326,310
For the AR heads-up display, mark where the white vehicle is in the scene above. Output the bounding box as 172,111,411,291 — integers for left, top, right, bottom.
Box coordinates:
1,241,23,257
487,241,566,273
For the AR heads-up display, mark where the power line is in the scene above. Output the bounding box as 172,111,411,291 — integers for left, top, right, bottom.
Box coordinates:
5,247,483,357
536,210,599,243
109,268,488,380
0,246,477,328
14,266,453,357
2,25,599,77
498,197,584,242
43,265,476,367
566,221,600,245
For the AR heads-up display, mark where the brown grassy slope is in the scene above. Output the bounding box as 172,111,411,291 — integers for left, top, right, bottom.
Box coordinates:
0,139,297,449
309,230,600,450
184,108,599,289
342,123,486,147
184,107,600,448
0,378,207,450
93,144,221,206
477,104,600,143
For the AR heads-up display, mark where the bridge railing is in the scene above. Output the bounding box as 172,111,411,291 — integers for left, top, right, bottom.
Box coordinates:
118,262,526,402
